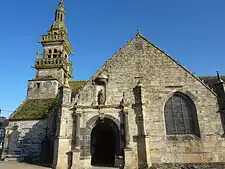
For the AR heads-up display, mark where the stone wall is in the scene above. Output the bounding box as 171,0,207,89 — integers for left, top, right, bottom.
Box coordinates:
38,68,65,84
73,34,225,168
27,79,59,99
2,120,48,162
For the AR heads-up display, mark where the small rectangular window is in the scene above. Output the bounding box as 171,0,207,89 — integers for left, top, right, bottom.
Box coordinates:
36,83,40,88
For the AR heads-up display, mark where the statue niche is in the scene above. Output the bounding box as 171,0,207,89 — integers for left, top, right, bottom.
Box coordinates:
95,74,108,105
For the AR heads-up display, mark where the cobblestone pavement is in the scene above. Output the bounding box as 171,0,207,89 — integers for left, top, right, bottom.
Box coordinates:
0,161,51,169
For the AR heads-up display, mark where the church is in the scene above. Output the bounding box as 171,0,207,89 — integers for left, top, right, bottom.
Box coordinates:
2,1,225,169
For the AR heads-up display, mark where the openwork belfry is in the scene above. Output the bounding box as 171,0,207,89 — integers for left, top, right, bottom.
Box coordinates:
164,93,200,137
2,1,225,169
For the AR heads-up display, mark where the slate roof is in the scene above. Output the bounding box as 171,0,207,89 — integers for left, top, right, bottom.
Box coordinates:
199,76,225,91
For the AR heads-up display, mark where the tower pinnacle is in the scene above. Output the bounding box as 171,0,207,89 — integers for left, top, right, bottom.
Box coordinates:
55,0,65,22
217,71,224,83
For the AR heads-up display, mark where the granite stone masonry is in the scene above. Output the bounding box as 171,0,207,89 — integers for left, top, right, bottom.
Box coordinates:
2,1,225,169
2,120,48,162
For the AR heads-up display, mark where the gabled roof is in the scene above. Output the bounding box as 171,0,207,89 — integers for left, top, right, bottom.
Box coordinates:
74,33,218,98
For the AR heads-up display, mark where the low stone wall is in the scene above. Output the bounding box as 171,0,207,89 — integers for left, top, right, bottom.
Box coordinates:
150,163,225,169
2,120,48,162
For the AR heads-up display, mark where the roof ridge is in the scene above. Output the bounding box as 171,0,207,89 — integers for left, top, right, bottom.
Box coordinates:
199,75,225,78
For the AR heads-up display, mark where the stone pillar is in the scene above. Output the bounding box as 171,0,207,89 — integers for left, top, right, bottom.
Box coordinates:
145,136,152,167
71,150,81,169
133,81,152,168
75,113,81,149
54,85,73,169
123,108,130,149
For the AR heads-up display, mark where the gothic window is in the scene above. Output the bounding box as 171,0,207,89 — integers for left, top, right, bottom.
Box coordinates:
164,92,200,137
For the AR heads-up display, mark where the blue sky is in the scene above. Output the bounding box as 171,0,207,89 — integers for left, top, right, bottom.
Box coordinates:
1,0,225,117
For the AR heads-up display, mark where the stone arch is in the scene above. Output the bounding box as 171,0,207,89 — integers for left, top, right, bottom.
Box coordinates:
81,114,122,166
162,90,198,109
86,114,120,132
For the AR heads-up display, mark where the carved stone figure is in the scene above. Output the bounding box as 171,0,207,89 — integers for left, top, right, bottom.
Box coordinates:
97,89,105,105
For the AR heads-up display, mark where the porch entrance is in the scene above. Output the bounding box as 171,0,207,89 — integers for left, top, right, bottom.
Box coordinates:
91,118,120,167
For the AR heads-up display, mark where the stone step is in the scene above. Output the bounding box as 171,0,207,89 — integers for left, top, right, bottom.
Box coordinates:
4,155,24,162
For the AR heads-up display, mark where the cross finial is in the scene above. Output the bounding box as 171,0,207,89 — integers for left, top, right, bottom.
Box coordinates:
136,29,141,36
58,0,64,8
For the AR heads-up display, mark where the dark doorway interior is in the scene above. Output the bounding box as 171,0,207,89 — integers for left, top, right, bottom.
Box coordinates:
91,119,118,167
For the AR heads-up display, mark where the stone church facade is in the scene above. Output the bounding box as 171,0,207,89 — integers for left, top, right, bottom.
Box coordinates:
2,1,225,169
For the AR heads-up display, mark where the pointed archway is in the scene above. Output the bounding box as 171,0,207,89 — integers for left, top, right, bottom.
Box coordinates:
91,118,120,167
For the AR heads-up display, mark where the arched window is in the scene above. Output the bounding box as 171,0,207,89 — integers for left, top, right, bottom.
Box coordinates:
164,92,200,137
54,49,57,53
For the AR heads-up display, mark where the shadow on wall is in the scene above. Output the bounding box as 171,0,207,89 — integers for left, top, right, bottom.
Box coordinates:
219,110,225,138
2,119,55,167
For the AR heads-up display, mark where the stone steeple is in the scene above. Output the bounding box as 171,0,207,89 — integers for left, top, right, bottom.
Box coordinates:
34,0,72,84
26,0,72,100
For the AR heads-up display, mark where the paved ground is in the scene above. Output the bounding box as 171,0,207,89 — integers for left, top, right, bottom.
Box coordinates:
92,167,119,169
0,161,50,169
0,161,120,169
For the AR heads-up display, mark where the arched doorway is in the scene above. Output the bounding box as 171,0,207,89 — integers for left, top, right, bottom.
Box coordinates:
91,118,119,167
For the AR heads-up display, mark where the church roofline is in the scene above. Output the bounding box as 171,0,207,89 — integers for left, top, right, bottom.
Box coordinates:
137,32,218,97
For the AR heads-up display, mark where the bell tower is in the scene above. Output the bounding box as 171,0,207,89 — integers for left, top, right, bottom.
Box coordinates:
27,0,73,99
35,0,72,84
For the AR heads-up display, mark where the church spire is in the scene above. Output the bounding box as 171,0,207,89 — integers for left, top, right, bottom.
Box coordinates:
55,0,65,23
